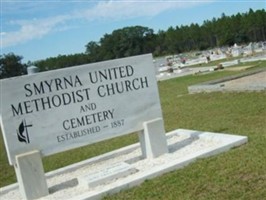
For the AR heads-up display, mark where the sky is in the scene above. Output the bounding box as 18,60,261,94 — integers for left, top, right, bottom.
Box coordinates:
1,0,265,62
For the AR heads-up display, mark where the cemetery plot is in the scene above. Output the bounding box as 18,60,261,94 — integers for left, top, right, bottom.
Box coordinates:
188,69,266,93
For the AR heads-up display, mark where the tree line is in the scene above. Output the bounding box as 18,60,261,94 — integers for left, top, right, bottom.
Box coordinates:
1,8,265,79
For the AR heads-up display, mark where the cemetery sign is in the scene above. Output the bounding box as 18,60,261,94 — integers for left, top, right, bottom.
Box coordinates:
0,54,162,165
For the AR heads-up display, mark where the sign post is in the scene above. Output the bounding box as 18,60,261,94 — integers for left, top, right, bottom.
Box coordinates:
138,118,168,159
15,150,48,200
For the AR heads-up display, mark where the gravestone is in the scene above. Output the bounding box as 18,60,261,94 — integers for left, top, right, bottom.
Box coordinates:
0,54,168,199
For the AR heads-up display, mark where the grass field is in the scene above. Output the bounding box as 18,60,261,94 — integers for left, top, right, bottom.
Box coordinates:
1,62,266,199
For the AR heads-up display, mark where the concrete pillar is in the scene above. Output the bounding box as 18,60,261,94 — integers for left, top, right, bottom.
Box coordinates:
138,118,169,159
15,150,49,200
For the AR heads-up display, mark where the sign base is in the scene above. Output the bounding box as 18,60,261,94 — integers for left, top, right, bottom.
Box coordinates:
15,150,48,200
138,118,169,159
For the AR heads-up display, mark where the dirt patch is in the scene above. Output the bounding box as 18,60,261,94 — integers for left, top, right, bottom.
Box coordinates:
224,66,254,71
224,71,266,88
188,69,266,93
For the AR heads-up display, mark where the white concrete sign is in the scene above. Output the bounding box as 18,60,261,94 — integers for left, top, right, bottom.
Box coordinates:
0,54,162,165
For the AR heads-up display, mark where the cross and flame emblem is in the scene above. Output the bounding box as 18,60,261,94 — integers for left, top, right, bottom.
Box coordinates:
17,120,32,144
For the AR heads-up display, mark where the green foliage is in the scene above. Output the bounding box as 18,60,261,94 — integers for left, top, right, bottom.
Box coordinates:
0,53,27,79
34,53,91,72
85,9,266,60
86,26,155,61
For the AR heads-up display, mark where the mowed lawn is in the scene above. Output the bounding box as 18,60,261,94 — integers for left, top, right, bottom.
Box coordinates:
1,64,266,199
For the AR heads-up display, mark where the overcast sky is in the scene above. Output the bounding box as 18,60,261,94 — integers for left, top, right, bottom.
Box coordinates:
1,0,265,62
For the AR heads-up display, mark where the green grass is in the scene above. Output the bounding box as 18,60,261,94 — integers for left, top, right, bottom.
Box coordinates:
104,95,266,200
1,63,266,199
